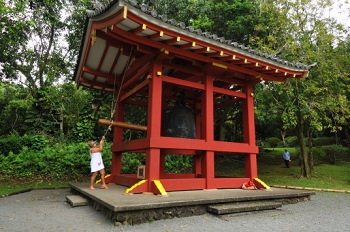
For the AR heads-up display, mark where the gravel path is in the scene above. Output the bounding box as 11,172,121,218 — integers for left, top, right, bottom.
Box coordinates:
0,188,349,232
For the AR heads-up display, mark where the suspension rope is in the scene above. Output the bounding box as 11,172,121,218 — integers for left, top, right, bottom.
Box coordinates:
102,46,134,138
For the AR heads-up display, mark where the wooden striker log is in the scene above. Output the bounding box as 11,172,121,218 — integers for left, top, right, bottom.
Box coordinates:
98,119,147,132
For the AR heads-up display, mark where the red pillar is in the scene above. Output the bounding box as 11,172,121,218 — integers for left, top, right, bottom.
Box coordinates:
194,98,202,176
243,84,258,178
202,74,215,189
160,94,167,178
110,96,125,176
145,61,162,191
245,153,258,178
243,84,256,145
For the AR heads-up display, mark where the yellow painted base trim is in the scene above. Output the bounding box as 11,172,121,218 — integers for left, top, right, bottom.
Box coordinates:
153,180,167,196
254,178,271,190
125,180,147,194
95,174,111,184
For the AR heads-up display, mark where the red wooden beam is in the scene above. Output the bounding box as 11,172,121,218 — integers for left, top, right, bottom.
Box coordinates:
161,149,197,155
165,36,180,45
111,138,149,152
105,27,139,46
95,30,129,50
161,174,196,179
213,86,246,99
137,44,157,55
212,177,249,189
122,54,154,81
83,66,116,82
160,179,206,191
162,75,205,90
90,7,127,31
151,137,259,154
79,77,114,89
193,47,210,54
122,63,151,90
131,24,146,34
214,98,242,109
119,78,149,102
214,75,247,86
149,31,164,40
114,174,143,187
162,60,202,76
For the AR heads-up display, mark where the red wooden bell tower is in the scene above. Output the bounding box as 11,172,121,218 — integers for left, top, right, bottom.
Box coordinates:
74,1,311,195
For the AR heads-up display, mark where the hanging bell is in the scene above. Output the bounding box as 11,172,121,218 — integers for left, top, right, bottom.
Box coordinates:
166,96,196,139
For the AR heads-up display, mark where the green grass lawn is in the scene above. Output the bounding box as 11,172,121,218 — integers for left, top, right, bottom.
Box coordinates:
0,177,90,197
259,163,350,190
1,148,349,196
0,179,69,196
257,148,350,191
215,148,350,191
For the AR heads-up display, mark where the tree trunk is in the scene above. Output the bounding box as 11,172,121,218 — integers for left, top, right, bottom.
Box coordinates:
335,130,339,145
91,102,101,120
296,110,310,178
307,127,314,173
60,103,64,133
280,130,286,147
60,113,64,132
345,120,350,150
219,120,226,141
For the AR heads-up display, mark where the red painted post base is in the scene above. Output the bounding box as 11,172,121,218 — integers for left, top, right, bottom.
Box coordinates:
253,178,271,190
104,174,114,184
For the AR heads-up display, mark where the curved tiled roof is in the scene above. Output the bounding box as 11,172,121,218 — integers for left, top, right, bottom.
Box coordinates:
85,0,316,71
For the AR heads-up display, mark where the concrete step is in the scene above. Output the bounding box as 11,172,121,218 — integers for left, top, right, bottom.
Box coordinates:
66,195,89,207
207,201,282,215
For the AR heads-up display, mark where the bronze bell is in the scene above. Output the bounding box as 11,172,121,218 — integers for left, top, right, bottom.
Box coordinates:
166,96,196,139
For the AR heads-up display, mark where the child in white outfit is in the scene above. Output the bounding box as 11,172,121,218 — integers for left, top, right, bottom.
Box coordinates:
87,136,108,190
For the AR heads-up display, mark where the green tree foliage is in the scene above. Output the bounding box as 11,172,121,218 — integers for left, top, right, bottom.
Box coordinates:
0,141,112,179
0,82,32,135
0,0,71,91
0,0,97,138
253,0,350,177
153,0,264,44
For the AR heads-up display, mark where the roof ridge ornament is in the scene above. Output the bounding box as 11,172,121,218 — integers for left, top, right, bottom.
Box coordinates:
86,0,113,17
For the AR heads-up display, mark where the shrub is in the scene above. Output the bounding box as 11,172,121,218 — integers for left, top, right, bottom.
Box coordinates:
165,154,192,174
120,153,193,174
0,133,48,156
310,137,336,147
0,140,194,180
322,145,349,164
311,147,326,165
121,153,145,174
0,132,28,155
0,141,112,180
265,137,281,150
30,135,48,150
285,136,299,147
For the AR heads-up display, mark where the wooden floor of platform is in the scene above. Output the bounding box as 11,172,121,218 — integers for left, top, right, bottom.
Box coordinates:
69,182,315,213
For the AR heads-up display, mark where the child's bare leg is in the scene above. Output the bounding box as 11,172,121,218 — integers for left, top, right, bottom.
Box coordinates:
90,172,97,190
100,169,108,189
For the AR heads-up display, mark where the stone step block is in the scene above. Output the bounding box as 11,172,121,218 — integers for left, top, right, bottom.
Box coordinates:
66,195,89,207
207,201,282,215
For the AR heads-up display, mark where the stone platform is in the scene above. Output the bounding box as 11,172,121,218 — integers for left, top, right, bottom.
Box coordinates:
69,182,315,225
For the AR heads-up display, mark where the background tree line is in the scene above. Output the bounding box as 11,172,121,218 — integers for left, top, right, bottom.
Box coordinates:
0,0,350,179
